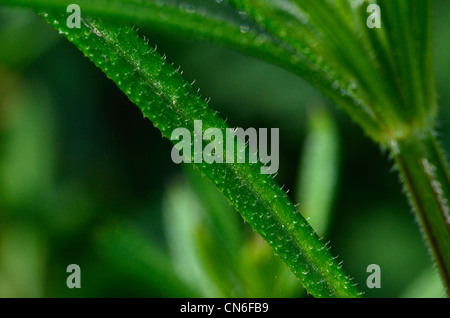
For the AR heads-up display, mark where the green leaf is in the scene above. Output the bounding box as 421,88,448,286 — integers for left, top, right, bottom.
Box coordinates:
0,0,314,88
1,0,263,51
226,0,438,143
162,178,224,297
37,12,360,297
226,0,387,140
4,0,449,297
296,108,340,237
186,166,243,259
185,168,249,296
0,81,55,205
0,0,384,139
227,0,450,295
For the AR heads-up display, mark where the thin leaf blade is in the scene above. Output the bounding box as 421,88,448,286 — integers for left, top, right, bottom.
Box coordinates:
40,12,360,297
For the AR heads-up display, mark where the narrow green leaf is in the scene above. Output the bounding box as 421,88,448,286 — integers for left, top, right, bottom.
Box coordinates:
238,233,305,297
226,0,439,143
39,12,360,297
1,0,269,54
194,226,247,297
1,0,322,91
226,0,391,141
162,178,224,297
224,0,450,293
186,167,243,257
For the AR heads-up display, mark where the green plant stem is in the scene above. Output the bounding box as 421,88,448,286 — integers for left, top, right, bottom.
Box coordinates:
390,131,450,295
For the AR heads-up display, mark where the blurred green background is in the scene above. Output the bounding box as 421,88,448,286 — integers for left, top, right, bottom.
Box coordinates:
0,1,448,298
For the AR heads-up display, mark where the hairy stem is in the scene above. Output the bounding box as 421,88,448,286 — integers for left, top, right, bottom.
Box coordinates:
391,131,450,295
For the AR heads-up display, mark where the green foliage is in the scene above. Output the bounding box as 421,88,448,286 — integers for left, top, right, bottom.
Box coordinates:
4,0,436,141
296,108,340,237
36,12,360,297
1,0,449,297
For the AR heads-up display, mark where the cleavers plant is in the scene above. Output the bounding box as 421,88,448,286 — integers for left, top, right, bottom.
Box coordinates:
1,0,449,297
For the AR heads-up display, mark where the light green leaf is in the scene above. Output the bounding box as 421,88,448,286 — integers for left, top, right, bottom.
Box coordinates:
296,108,340,237
162,178,224,297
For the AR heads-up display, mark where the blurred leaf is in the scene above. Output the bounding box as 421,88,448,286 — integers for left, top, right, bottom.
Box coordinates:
0,223,46,297
1,0,294,76
226,0,450,293
163,178,223,297
186,167,243,258
194,226,246,297
400,266,446,298
226,0,437,143
185,168,250,296
2,0,383,138
239,234,303,298
0,81,55,205
296,107,340,237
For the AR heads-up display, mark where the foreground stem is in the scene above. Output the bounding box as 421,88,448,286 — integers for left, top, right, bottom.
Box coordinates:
391,131,450,295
